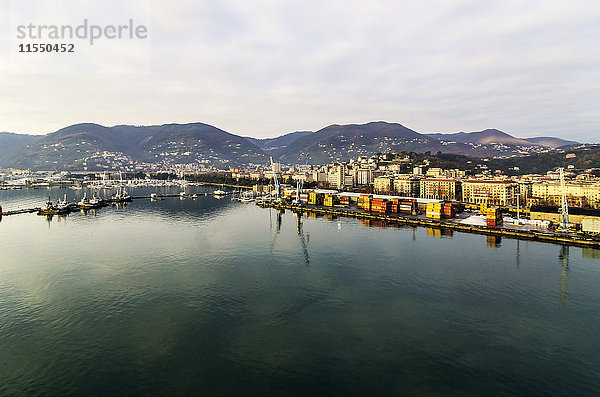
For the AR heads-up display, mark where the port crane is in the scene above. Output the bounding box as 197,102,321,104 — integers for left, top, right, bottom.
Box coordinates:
558,167,571,232
270,156,281,201
295,153,310,204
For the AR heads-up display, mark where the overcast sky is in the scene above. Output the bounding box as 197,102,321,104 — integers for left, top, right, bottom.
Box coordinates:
1,0,598,141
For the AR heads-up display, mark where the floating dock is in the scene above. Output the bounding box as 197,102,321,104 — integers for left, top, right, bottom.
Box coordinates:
257,201,600,249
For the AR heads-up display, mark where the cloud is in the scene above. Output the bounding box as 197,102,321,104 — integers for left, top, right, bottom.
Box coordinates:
0,0,598,142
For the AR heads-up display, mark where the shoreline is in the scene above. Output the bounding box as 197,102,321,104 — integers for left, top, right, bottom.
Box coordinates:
257,201,600,249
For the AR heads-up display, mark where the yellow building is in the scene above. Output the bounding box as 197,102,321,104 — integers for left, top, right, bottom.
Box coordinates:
420,178,461,201
393,175,420,197
531,181,600,209
373,176,393,193
462,180,518,206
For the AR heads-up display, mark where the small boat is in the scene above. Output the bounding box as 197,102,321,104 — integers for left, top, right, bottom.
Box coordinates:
111,189,132,203
56,194,71,214
78,192,102,209
213,189,227,196
38,196,70,216
38,197,59,215
150,193,164,201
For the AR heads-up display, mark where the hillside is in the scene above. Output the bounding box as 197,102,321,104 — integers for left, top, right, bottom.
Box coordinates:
523,137,578,148
426,129,577,148
277,122,528,164
0,121,585,169
484,145,600,175
5,123,266,170
0,133,40,166
386,146,600,176
245,131,313,157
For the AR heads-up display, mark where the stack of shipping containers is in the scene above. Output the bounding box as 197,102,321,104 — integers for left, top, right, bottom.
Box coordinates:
399,199,417,215
324,194,339,207
426,202,443,219
390,199,399,213
339,195,350,207
371,198,390,214
443,202,456,218
308,192,323,205
486,207,503,226
358,195,372,211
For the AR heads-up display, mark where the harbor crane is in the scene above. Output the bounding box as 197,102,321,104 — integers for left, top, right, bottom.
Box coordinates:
295,153,310,204
558,167,570,232
270,156,281,201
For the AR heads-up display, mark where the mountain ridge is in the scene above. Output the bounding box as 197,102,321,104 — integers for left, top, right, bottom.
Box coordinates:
0,122,580,170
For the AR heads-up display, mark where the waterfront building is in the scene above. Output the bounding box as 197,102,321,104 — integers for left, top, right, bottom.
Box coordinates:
420,178,462,201
393,174,420,197
373,176,393,193
531,181,600,209
462,180,519,206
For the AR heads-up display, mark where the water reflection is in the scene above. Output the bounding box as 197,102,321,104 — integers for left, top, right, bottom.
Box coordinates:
582,247,600,260
268,209,310,266
269,209,283,251
559,245,569,306
426,227,453,238
295,212,310,266
486,235,502,248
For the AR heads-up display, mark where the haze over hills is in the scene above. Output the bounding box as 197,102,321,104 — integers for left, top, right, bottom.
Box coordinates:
0,121,580,170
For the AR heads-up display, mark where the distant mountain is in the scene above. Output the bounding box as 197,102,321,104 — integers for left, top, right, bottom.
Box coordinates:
0,121,584,170
523,137,578,148
426,129,578,148
4,123,266,170
426,129,534,146
0,132,40,166
245,131,313,157
278,121,468,164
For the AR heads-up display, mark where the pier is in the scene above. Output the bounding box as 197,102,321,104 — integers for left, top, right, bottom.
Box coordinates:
0,190,232,218
257,201,600,249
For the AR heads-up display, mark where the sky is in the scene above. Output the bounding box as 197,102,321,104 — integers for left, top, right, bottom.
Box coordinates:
1,0,599,142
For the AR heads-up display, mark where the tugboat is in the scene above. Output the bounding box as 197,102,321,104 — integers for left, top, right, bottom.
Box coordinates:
38,197,59,216
111,187,132,203
38,197,70,216
78,192,102,210
56,194,71,214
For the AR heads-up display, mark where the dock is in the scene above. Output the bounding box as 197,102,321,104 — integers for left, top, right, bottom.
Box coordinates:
257,201,600,249
0,190,232,218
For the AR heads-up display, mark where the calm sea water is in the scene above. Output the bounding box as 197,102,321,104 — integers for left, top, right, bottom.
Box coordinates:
1,186,599,396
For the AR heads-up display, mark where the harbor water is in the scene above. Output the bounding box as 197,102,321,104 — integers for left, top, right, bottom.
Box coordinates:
1,186,599,395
